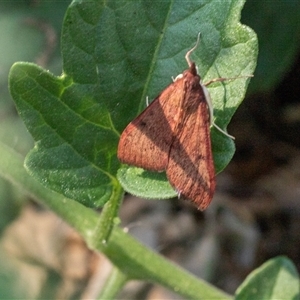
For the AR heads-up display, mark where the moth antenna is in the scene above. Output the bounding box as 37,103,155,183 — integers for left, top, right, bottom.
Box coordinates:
185,32,201,67
204,75,254,86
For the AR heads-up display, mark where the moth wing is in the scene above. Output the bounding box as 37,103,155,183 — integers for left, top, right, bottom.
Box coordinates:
166,99,216,210
118,78,186,171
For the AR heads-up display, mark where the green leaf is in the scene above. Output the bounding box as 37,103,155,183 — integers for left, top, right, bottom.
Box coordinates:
9,0,257,207
242,1,300,93
235,256,300,300
9,62,119,208
117,0,257,200
117,166,176,199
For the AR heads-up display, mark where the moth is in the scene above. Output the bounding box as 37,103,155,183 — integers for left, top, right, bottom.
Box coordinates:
118,35,237,210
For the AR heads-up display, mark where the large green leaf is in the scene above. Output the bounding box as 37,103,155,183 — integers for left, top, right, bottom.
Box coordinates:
242,1,300,93
9,0,257,207
117,0,257,199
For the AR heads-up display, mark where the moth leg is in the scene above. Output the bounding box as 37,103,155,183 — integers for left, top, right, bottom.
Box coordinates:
173,73,183,82
201,82,235,140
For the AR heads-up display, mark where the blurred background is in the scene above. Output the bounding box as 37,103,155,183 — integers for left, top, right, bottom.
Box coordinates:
0,1,300,299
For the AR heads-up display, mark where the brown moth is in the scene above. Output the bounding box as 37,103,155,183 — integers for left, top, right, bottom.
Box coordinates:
117,35,234,210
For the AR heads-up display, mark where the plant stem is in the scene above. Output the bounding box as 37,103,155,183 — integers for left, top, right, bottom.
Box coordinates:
91,181,124,249
0,143,232,300
97,267,128,300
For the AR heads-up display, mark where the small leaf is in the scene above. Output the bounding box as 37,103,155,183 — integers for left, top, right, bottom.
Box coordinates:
117,166,176,199
235,256,300,300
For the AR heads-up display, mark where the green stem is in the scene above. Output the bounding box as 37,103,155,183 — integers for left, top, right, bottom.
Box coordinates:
91,182,124,249
105,228,231,299
97,267,128,300
0,143,232,300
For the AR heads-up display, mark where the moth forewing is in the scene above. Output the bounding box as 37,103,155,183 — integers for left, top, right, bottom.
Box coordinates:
117,34,239,210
